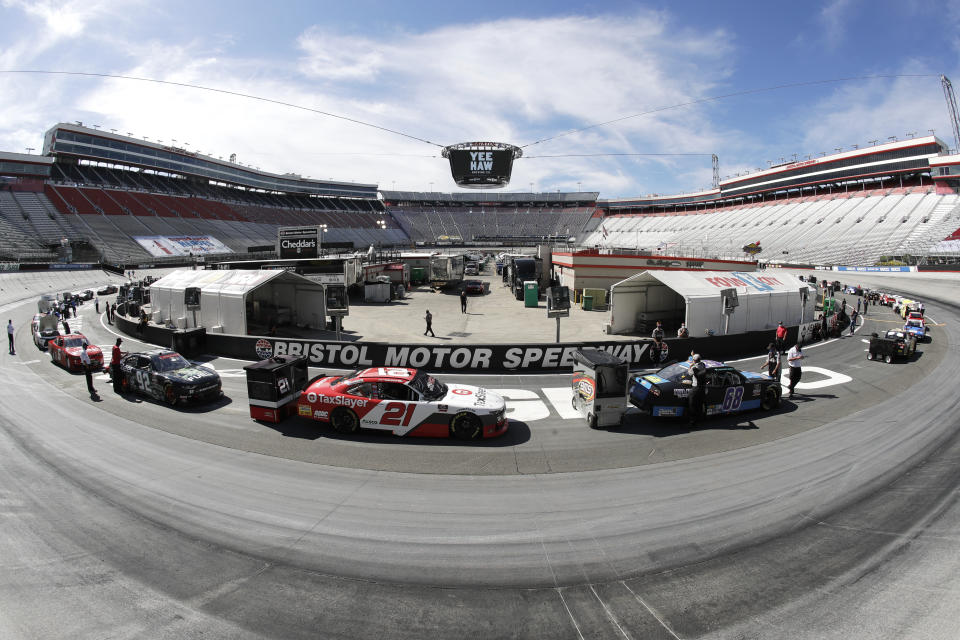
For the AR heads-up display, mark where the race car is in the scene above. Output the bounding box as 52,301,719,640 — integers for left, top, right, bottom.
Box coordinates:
31,313,60,350
868,330,917,363
49,333,103,371
906,311,924,324
96,284,118,295
903,318,927,342
116,350,222,405
463,280,485,295
296,367,508,440
629,360,781,419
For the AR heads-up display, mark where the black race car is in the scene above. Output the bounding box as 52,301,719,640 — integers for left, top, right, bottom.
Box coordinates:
96,284,118,295
117,350,222,405
629,359,781,418
867,330,917,363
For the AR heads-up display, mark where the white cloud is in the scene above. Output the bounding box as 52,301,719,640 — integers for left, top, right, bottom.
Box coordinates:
818,0,858,49
1,6,955,198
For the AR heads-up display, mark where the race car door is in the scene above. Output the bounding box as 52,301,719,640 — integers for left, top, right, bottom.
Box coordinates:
130,355,155,395
376,381,423,435
704,368,746,415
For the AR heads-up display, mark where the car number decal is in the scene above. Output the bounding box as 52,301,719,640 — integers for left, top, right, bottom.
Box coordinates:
135,370,149,390
381,402,416,427
721,386,744,412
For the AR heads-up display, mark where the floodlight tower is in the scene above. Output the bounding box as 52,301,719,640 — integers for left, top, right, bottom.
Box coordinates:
712,154,719,189
941,75,960,152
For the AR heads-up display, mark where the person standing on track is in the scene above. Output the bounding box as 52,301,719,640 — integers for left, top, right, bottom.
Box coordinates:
775,321,787,354
786,343,805,398
424,309,436,337
7,319,14,355
95,295,100,314
761,342,781,379
849,309,858,336
79,343,97,397
460,289,467,314
686,354,706,426
111,338,125,394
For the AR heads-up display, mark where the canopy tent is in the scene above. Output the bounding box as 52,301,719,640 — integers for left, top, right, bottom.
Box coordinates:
608,270,815,336
149,269,326,335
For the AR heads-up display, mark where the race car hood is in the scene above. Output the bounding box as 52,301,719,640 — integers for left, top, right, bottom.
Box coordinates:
65,346,102,358
166,366,219,385
442,384,505,413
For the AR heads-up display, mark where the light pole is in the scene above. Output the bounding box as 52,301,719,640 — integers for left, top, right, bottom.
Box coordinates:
318,223,328,256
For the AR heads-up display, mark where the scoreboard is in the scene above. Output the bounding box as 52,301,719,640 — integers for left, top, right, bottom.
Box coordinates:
443,142,522,189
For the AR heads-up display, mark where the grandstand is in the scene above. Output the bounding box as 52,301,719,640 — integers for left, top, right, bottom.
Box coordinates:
2,124,960,265
584,136,960,265
383,190,597,244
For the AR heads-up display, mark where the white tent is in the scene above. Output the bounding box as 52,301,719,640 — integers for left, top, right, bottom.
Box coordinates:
608,270,815,336
149,269,326,335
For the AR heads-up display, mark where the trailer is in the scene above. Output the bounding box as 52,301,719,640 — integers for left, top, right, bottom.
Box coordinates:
428,255,465,289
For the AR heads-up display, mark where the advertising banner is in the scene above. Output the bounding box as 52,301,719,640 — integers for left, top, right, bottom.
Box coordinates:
277,226,319,259
835,265,915,273
134,235,231,257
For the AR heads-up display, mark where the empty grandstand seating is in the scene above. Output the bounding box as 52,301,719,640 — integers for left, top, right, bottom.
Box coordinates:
580,190,960,264
390,206,594,242
17,163,408,261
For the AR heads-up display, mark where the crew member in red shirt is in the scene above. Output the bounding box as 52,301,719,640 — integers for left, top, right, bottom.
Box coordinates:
775,321,788,354
111,338,126,394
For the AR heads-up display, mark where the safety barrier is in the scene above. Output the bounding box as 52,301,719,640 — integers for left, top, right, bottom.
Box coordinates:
115,312,801,373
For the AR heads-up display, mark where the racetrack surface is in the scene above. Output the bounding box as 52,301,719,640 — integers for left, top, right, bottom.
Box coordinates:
1,269,958,638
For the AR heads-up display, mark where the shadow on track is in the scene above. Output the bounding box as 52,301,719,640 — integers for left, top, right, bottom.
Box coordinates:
259,416,532,446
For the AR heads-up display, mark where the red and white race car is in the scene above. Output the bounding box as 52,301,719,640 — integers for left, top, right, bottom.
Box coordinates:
296,367,508,440
49,333,103,371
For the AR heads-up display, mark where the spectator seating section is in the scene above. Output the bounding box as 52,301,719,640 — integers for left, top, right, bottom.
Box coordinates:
580,189,960,264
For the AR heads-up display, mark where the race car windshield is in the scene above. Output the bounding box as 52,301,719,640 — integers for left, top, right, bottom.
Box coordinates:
410,371,447,400
151,353,191,372
656,363,690,383
63,337,85,348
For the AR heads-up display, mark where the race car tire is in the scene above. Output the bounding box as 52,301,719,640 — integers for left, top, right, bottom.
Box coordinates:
163,383,178,406
588,413,599,430
884,353,893,364
761,386,780,411
331,407,359,434
450,411,482,440
867,351,874,360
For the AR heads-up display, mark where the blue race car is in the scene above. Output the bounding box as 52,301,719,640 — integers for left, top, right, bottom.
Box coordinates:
903,318,927,342
629,360,781,418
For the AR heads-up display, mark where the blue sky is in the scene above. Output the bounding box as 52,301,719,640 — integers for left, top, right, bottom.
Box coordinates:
2,0,959,198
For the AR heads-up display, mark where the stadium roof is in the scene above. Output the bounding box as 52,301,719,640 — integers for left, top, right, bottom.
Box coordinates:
42,123,378,199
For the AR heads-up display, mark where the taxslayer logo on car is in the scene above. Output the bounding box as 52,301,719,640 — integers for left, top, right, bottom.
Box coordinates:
255,339,273,360
313,394,369,409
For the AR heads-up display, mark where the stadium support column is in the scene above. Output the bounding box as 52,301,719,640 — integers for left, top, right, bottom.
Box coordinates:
712,155,719,190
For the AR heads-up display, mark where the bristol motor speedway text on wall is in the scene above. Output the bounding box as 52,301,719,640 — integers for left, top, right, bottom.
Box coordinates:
266,340,653,371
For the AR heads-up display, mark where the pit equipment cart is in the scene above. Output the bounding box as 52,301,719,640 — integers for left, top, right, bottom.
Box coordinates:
243,354,309,423
571,348,628,429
